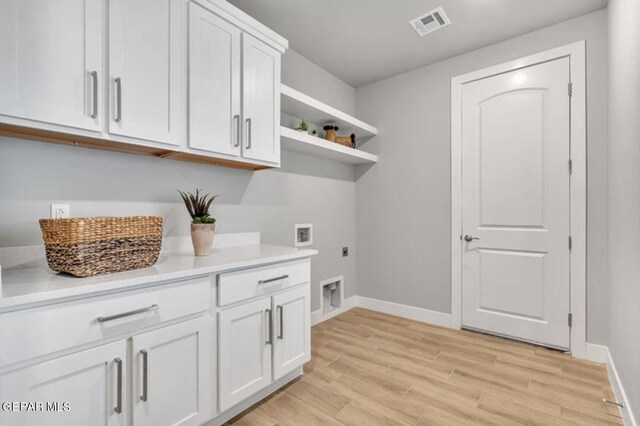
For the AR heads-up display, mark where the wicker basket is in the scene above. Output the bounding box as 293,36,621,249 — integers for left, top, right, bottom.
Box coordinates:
39,216,163,277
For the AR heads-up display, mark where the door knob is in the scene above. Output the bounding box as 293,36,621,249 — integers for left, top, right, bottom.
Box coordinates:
464,235,479,242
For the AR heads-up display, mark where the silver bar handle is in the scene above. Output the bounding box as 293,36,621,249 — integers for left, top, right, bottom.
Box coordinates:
114,77,122,122
140,349,148,402
97,304,159,323
91,71,98,119
265,309,272,345
277,305,283,340
234,114,241,147
259,274,289,285
114,358,123,414
245,118,252,149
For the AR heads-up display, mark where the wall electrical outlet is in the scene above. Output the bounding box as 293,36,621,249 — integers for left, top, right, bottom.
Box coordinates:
51,204,70,219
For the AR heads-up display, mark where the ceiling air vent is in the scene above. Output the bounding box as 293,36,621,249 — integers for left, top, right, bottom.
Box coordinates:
409,7,451,37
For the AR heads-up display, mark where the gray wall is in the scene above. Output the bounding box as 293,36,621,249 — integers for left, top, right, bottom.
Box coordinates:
355,10,609,344
282,49,356,116
0,48,358,313
608,0,640,422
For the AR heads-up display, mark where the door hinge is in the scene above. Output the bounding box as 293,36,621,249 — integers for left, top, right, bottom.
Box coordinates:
569,236,573,250
568,159,573,175
568,82,573,97
568,313,573,327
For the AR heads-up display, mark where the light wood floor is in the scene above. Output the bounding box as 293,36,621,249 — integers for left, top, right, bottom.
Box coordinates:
227,308,622,425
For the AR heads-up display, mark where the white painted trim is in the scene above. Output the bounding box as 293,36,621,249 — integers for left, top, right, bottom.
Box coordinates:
585,343,609,364
356,296,453,329
311,295,356,326
586,345,638,426
450,41,587,357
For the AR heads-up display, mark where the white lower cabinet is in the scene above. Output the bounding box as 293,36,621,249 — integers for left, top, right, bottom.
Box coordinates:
0,340,128,426
218,284,310,413
218,297,272,412
0,259,312,426
272,286,311,380
132,316,212,426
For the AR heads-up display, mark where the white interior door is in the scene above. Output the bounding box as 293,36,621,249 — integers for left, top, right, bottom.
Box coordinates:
188,2,241,156
131,316,212,426
272,286,310,380
461,57,571,350
0,0,103,131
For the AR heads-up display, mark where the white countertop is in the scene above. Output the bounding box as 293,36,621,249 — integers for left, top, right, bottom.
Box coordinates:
0,244,317,311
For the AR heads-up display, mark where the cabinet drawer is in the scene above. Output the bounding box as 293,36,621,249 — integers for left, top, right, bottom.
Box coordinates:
0,277,211,368
218,259,310,306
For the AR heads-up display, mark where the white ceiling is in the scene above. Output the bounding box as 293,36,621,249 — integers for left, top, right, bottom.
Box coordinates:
228,0,607,87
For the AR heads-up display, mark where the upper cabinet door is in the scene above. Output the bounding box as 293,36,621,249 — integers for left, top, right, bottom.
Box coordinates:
0,340,127,426
131,316,212,426
272,286,310,381
109,0,183,145
241,33,281,165
0,0,103,132
188,3,241,157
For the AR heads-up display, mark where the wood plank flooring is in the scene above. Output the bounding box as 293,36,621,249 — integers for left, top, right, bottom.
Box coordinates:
227,308,622,425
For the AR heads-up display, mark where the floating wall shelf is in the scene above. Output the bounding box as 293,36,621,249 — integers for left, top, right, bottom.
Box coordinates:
281,127,377,165
280,84,378,141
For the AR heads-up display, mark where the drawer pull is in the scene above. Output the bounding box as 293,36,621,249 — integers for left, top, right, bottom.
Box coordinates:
258,275,289,285
97,304,159,323
114,357,123,414
141,349,148,402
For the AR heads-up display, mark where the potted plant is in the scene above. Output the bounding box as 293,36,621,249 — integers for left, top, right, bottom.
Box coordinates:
178,189,218,256
295,119,309,133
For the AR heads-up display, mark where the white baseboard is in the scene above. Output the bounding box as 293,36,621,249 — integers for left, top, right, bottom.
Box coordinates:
311,295,453,328
606,347,637,426
355,296,453,328
585,343,609,364
586,343,637,426
311,295,357,326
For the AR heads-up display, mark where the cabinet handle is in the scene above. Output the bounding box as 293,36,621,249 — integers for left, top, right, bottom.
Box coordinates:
245,118,252,149
277,305,283,340
114,357,123,414
259,275,289,285
265,309,273,345
97,304,159,323
234,114,241,147
140,349,148,402
114,77,122,122
90,71,98,119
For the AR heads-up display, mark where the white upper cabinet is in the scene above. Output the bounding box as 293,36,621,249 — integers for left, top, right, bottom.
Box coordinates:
109,0,183,145
0,0,103,132
188,2,242,157
0,0,287,169
241,33,281,164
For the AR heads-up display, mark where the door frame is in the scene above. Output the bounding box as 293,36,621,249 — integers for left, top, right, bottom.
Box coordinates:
450,41,587,357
